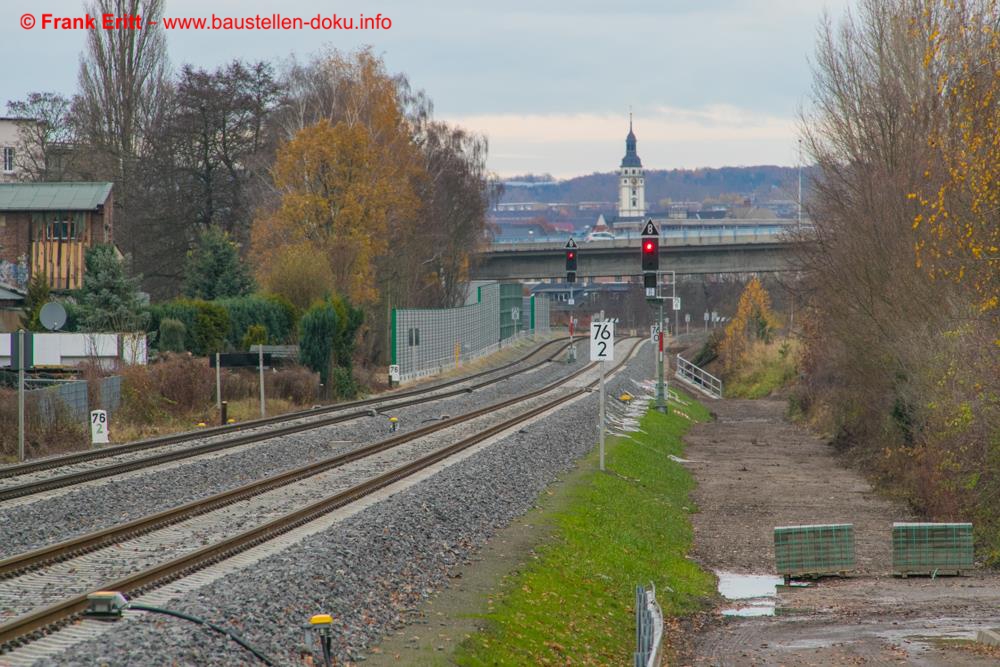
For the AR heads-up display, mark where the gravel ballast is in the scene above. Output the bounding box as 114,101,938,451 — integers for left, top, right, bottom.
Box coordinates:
0,343,585,559
25,342,650,666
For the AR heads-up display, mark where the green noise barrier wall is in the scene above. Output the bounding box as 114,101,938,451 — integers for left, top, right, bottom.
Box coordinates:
773,524,855,579
892,522,973,576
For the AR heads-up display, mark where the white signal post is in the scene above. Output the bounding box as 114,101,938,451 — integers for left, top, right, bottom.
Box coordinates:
590,314,613,472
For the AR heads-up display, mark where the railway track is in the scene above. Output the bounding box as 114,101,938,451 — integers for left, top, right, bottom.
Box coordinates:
0,337,642,655
0,336,578,502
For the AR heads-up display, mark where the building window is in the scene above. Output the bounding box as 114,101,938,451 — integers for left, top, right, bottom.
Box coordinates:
2,147,13,173
407,327,420,346
632,199,637,207
632,188,637,196
47,217,81,241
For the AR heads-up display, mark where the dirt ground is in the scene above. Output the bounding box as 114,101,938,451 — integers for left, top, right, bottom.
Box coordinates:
674,398,1000,666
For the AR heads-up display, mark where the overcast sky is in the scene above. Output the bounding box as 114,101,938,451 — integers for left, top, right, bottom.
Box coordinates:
2,0,853,178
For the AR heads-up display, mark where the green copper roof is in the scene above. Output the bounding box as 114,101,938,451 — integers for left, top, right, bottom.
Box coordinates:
0,182,112,211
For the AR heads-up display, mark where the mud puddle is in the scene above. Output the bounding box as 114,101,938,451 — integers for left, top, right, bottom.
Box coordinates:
716,571,785,617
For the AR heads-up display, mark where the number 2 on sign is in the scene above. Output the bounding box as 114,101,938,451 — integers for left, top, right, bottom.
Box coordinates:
590,321,615,362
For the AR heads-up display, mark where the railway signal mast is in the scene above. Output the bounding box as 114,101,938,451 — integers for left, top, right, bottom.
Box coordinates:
565,237,578,284
565,237,579,361
641,220,668,413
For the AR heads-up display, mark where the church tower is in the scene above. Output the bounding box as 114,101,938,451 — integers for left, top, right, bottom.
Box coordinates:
618,114,645,219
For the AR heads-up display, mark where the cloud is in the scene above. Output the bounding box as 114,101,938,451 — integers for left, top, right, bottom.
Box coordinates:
442,106,800,177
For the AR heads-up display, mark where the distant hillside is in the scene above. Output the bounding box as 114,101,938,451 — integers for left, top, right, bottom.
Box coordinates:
501,166,804,205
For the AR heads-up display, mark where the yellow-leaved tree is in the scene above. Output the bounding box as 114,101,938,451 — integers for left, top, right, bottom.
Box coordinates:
253,119,394,305
914,0,1000,338
720,277,779,373
251,49,422,310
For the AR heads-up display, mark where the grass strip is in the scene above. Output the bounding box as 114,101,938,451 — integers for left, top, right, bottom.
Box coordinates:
455,395,714,665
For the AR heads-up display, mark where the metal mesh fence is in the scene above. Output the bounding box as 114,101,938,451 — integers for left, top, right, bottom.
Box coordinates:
391,283,552,382
392,281,501,381
27,375,122,424
634,583,663,667
499,283,523,341
531,295,551,333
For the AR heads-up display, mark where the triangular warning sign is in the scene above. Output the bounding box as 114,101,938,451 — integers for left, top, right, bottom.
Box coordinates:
641,220,659,237
565,237,578,249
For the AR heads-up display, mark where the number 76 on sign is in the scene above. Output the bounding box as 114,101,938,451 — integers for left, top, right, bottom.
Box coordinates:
590,320,614,361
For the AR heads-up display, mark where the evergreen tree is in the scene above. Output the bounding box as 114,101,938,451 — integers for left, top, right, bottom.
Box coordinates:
19,272,50,331
78,244,148,332
299,301,338,387
182,226,255,300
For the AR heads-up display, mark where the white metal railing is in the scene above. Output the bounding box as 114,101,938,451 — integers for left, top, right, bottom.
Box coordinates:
675,354,723,399
634,583,664,667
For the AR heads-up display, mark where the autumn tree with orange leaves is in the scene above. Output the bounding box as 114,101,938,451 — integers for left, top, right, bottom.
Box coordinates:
912,0,1000,338
251,49,495,361
719,277,779,373
252,118,412,306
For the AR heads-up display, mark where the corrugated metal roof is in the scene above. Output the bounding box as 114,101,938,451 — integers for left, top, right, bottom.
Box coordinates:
0,182,113,211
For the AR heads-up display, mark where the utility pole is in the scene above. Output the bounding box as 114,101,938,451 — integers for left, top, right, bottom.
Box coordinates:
17,330,25,462
798,138,803,231
656,300,665,412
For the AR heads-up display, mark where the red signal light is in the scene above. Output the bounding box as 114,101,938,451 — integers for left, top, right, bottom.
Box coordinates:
641,235,659,272
567,251,575,259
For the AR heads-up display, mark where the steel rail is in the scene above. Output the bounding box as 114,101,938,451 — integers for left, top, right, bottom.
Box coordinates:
0,337,641,652
0,338,576,501
0,337,636,581
0,336,571,481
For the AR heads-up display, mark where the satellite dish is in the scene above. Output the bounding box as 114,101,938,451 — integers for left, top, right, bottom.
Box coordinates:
39,301,67,331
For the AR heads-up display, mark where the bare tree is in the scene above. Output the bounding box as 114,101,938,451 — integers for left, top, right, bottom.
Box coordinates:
75,0,169,256
5,92,78,181
796,0,1000,524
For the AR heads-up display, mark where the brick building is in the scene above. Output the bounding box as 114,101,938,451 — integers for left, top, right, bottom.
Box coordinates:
0,182,114,296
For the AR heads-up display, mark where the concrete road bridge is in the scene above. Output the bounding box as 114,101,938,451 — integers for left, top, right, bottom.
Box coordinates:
472,228,807,281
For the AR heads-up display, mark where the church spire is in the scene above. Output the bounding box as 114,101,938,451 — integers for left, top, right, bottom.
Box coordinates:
621,112,641,168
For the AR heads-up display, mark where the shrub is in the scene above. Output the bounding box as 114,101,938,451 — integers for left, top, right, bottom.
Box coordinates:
0,387,89,460
150,353,217,412
242,324,268,350
118,354,217,420
692,330,722,367
217,295,296,348
257,243,336,313
149,299,230,355
329,366,357,400
159,318,186,353
267,365,319,404
118,363,167,424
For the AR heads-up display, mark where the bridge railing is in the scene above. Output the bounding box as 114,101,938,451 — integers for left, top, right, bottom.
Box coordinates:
675,354,723,399
488,225,813,248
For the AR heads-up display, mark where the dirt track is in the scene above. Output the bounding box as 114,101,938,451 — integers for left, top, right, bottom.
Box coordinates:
675,398,1000,666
